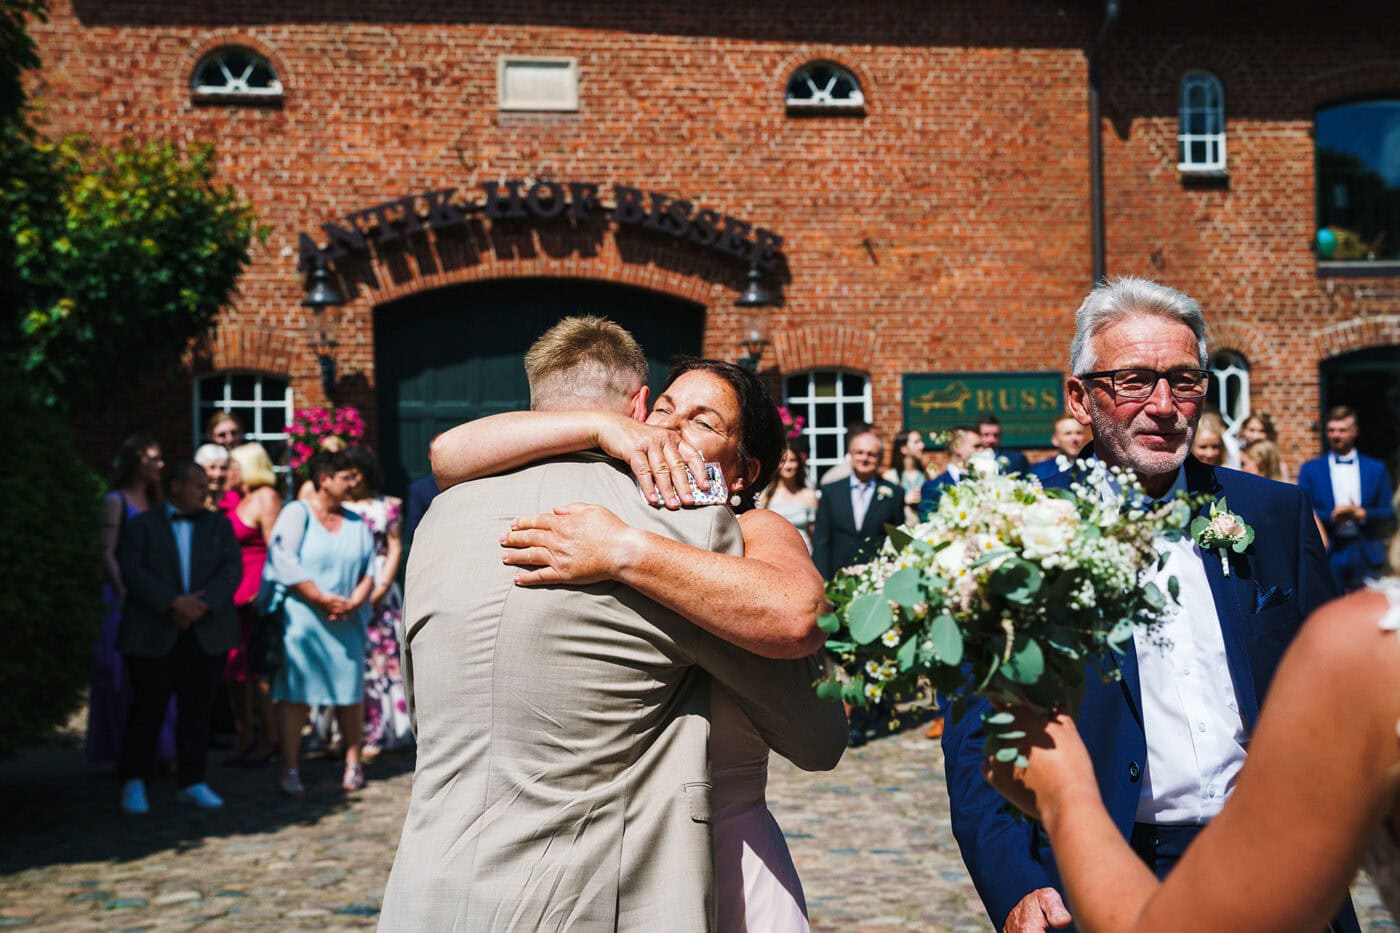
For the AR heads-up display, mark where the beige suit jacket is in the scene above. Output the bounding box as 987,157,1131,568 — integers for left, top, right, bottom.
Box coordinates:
379,454,847,932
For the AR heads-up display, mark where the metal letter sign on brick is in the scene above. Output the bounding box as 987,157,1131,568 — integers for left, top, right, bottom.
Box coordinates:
901,372,1064,449
296,179,784,277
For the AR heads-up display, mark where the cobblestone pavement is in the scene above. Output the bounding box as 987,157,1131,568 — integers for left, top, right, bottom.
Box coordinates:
0,721,1389,931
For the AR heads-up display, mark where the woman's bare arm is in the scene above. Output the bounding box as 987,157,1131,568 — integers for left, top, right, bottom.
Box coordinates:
429,410,709,507
99,492,124,594
995,589,1400,933
503,505,827,658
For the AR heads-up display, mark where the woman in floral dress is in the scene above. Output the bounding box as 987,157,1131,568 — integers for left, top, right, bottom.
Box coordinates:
342,446,413,756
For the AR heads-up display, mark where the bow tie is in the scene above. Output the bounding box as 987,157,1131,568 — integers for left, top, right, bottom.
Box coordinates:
170,512,201,522
1334,457,1355,465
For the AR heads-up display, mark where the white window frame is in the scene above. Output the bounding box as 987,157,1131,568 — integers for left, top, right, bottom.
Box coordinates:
1178,70,1226,175
785,61,865,112
1209,350,1251,438
497,56,580,112
191,47,283,99
784,370,873,486
193,371,294,479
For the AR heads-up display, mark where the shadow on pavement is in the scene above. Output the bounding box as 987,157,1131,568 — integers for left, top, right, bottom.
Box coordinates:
0,732,415,875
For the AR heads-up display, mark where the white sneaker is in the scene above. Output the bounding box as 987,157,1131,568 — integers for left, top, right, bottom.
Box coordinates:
120,778,149,815
175,782,224,809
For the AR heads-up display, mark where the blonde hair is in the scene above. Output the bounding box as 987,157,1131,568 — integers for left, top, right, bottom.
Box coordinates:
1241,439,1282,481
524,316,648,411
206,410,242,436
230,442,277,490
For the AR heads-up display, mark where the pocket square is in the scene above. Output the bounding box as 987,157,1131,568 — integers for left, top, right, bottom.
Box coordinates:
1254,583,1295,614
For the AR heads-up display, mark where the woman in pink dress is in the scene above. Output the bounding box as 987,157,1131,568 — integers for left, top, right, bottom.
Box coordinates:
222,443,282,764
432,357,835,932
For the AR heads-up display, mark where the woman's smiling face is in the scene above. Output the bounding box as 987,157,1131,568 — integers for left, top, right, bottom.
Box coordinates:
647,369,748,493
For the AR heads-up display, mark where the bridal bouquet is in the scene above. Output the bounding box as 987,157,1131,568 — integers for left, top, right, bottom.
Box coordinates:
820,460,1197,740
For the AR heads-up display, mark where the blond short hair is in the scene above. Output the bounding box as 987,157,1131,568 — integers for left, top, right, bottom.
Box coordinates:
230,442,278,490
524,316,648,411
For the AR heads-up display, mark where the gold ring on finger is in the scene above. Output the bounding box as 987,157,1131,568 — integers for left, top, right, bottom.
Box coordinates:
673,460,689,470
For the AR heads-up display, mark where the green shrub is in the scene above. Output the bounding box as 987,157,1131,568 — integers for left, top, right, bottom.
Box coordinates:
0,373,103,754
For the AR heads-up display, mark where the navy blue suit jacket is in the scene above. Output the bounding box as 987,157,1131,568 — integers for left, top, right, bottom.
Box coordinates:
994,447,1031,475
405,475,440,542
812,476,905,580
942,456,1352,931
918,470,959,522
1296,453,1396,578
1029,456,1068,483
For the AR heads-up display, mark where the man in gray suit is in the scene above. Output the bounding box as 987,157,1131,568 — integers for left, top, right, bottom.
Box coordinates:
116,460,242,814
380,318,846,932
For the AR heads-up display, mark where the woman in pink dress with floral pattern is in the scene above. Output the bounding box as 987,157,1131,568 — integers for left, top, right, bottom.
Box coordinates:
342,446,413,757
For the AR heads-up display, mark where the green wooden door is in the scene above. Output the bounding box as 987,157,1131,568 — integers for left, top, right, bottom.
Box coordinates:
374,278,705,495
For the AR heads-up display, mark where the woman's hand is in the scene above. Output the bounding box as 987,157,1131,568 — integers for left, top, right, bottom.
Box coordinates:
501,503,636,585
369,582,390,607
590,414,709,510
981,706,1098,827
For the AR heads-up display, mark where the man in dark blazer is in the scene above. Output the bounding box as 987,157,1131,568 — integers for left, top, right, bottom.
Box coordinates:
919,426,983,521
404,473,440,542
943,278,1359,933
1297,405,1396,593
812,427,905,580
116,461,243,815
1029,413,1090,482
978,414,1030,475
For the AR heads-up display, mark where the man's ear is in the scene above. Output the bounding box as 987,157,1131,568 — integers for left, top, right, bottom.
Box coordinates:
1065,377,1094,428
628,385,650,423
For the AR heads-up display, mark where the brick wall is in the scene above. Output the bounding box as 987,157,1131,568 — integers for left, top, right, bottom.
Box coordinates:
32,0,1400,476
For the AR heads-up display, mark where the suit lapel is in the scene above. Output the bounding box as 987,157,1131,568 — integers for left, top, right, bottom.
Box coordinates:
1184,457,1260,730
858,483,887,536
151,509,184,591
831,480,856,533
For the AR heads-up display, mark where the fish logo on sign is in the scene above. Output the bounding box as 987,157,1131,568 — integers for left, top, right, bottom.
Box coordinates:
910,382,971,414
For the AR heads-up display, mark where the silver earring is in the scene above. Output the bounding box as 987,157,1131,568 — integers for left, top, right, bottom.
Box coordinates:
729,493,743,508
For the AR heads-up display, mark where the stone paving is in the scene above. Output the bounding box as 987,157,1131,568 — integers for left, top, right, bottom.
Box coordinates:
0,719,1389,931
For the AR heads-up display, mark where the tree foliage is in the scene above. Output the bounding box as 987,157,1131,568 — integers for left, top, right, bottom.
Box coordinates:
4,132,264,408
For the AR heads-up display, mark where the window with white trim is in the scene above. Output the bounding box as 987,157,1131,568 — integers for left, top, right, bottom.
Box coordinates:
194,372,293,474
785,62,864,112
191,47,283,99
1178,70,1226,174
784,370,873,485
1207,350,1250,436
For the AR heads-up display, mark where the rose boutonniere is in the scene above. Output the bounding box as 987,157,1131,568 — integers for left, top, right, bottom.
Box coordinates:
1190,498,1255,577
877,486,894,501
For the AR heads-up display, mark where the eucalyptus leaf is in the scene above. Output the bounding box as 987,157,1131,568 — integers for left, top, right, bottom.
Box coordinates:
884,567,925,607
983,710,1016,727
994,746,1019,763
847,592,894,645
996,730,1027,740
815,680,844,702
1167,575,1181,601
929,613,964,666
1107,618,1135,646
989,559,1044,605
896,635,919,672
817,612,841,634
970,548,1015,569
1000,637,1045,685
886,525,914,553
1142,581,1166,611
1190,515,1209,538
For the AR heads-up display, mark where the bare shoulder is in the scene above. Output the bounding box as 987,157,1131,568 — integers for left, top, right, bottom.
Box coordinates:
738,507,812,554
1286,588,1400,720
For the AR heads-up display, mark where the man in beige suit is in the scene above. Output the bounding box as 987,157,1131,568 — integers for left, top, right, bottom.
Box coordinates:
379,318,846,932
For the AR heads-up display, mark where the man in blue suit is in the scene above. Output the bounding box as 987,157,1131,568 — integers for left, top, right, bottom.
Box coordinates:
1297,405,1396,593
978,414,1030,475
1028,413,1089,482
943,277,1358,933
919,426,982,521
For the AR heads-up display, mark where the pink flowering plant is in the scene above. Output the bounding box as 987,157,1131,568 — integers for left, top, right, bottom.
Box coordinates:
776,406,806,439
287,406,366,475
819,459,1207,762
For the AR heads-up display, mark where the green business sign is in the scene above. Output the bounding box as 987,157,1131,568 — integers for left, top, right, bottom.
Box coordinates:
902,372,1064,449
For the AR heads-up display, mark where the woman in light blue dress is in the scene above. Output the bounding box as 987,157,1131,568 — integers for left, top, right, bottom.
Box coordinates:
266,450,375,795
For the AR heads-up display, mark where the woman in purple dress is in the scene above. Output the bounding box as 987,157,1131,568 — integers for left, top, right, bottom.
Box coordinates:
87,436,177,766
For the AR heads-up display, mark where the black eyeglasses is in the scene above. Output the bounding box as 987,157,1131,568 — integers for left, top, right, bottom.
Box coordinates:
1077,368,1211,399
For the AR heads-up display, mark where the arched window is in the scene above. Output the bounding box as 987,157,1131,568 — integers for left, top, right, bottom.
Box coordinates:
784,370,873,485
194,372,293,471
1207,349,1250,436
191,47,283,99
785,62,865,112
1178,70,1226,174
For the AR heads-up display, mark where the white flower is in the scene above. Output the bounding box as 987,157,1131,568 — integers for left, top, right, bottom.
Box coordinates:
881,628,901,647
1019,500,1076,559
935,540,969,578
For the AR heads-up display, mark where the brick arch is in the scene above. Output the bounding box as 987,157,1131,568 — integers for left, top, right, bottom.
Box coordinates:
180,32,293,103
1316,315,1400,360
1205,318,1268,367
1139,38,1256,117
1300,61,1400,110
194,324,297,377
770,323,878,375
771,47,876,112
355,232,744,312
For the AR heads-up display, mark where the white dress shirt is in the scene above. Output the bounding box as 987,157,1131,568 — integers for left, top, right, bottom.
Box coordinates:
1132,467,1248,825
1328,450,1363,538
849,475,875,529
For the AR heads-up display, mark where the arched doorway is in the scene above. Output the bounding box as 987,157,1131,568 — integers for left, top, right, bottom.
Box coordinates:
1320,345,1400,476
373,277,705,494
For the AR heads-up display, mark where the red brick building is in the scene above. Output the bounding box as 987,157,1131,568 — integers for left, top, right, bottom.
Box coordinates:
30,0,1400,491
